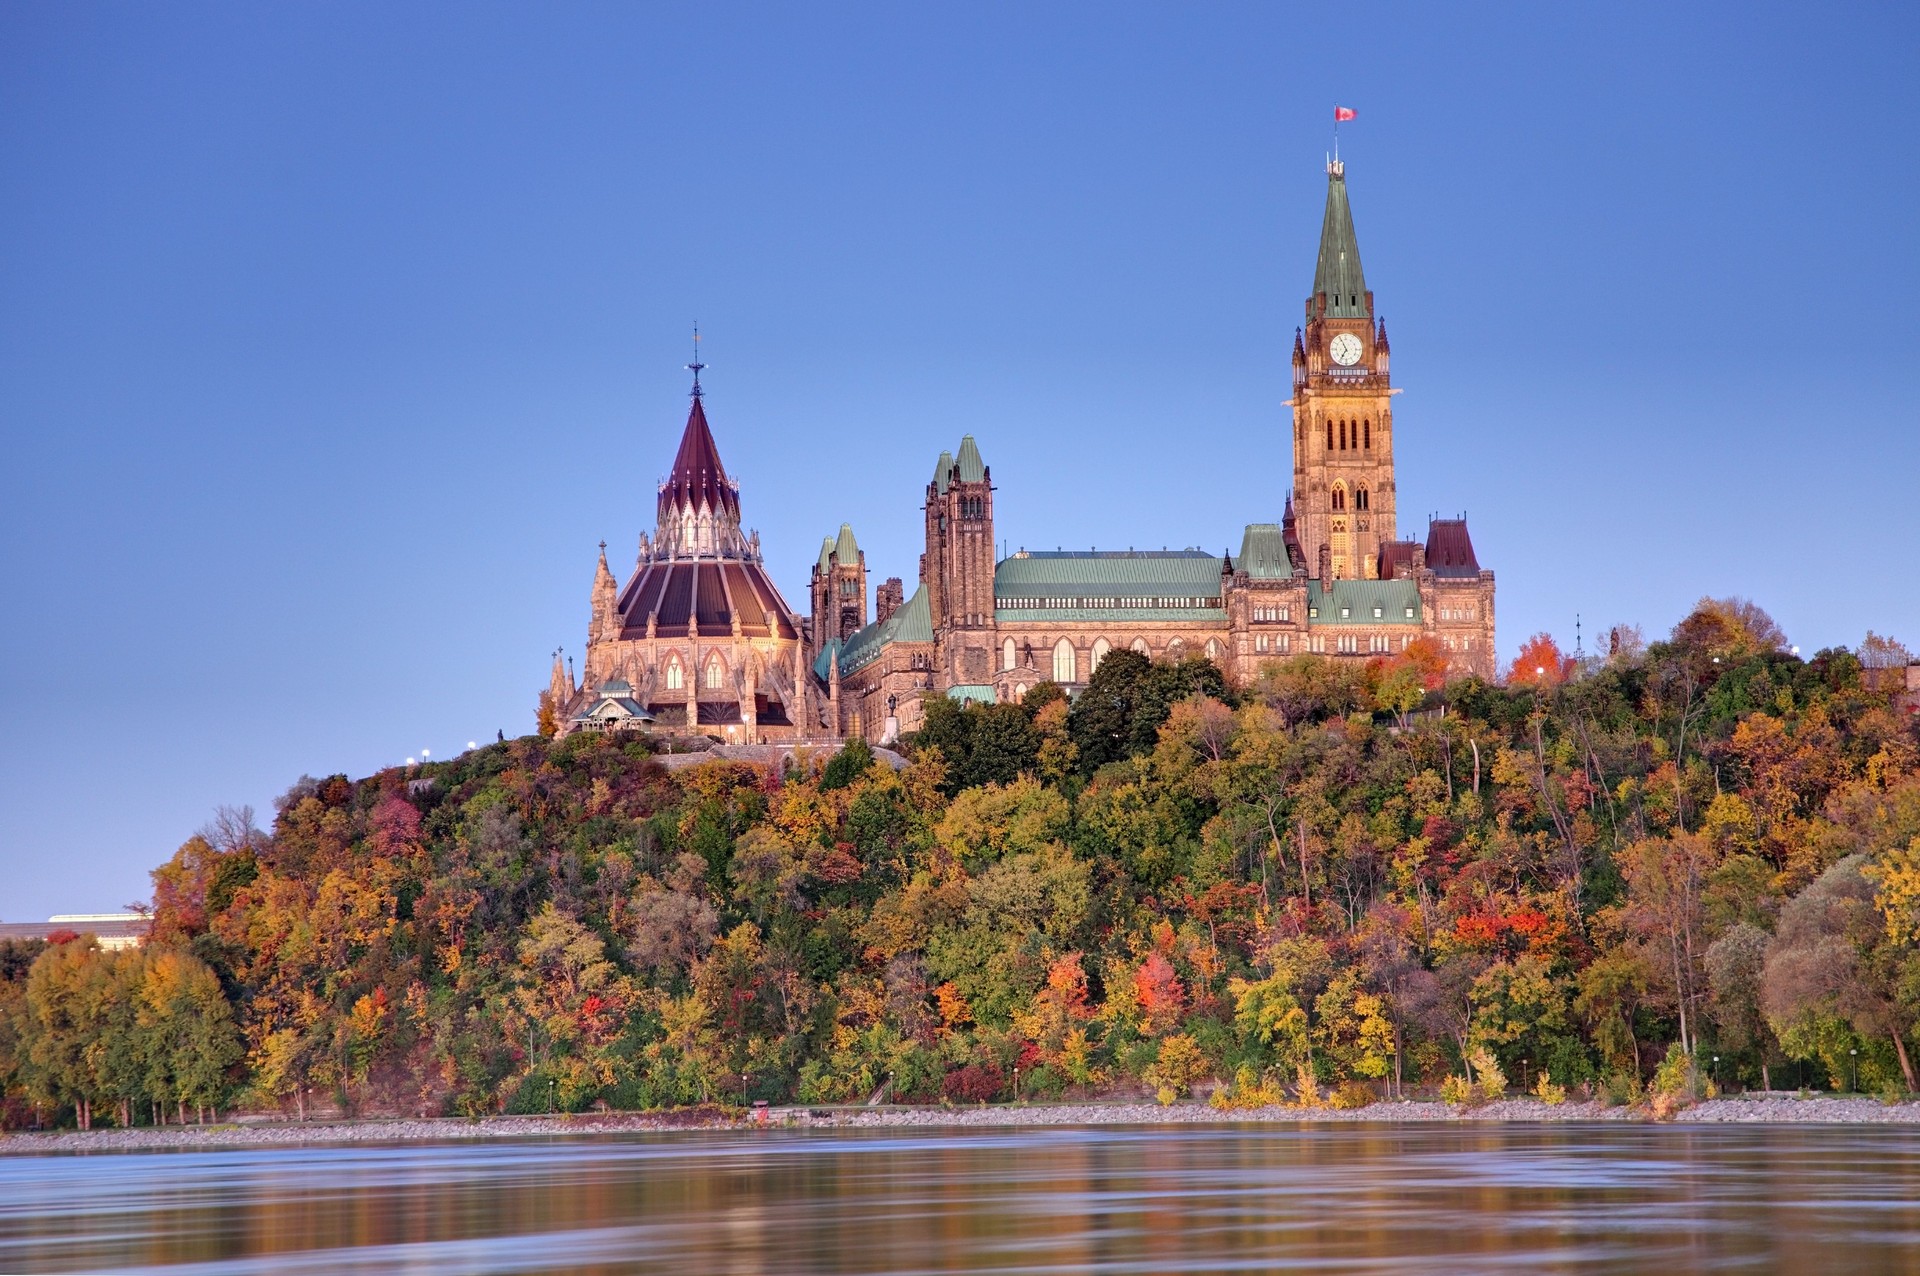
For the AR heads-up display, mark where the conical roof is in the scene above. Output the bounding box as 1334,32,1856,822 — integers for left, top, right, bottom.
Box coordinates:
932,450,955,494
660,397,739,519
835,522,860,562
1313,165,1370,318
817,537,834,574
955,436,986,482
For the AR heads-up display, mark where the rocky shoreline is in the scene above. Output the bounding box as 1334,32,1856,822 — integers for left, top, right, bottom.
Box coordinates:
4,1093,1917,1154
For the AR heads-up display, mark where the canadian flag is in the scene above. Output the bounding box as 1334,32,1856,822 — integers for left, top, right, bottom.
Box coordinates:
1334,106,1357,122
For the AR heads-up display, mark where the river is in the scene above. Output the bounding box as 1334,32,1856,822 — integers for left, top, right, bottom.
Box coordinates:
4,1123,1919,1273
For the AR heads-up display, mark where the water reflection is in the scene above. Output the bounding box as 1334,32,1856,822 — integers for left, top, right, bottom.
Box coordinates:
3,1123,1919,1274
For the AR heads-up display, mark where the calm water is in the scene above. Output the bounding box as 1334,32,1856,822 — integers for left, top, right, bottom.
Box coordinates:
3,1123,1919,1274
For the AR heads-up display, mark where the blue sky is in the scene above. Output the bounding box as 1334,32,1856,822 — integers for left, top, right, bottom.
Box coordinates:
2,2,1916,920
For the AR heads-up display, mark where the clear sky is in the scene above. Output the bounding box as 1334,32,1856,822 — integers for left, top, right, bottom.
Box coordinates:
3,2,1916,920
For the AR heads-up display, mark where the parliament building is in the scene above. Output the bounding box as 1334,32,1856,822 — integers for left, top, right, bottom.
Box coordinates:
548,158,1495,743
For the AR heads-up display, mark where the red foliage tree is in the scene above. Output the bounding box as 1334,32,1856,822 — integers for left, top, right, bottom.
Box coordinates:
1506,633,1574,688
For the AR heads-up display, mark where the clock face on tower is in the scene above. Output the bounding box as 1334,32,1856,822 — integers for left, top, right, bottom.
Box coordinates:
1328,332,1363,366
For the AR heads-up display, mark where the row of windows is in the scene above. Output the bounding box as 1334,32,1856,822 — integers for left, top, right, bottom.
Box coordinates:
1438,606,1479,621
1302,633,1417,655
959,497,987,520
1251,606,1292,623
997,595,1221,611
1254,633,1292,654
1325,418,1373,452
1307,604,1419,621
658,653,730,692
1004,634,1226,682
1329,485,1371,513
1440,635,1478,651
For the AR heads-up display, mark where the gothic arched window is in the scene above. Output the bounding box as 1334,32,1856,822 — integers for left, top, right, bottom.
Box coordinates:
1356,487,1369,512
1002,637,1016,671
664,657,684,691
705,654,726,690
1332,487,1346,512
1325,421,1333,451
1340,421,1348,450
1052,638,1076,684
1091,637,1111,673
1131,637,1150,655
1364,420,1372,449
1205,637,1222,661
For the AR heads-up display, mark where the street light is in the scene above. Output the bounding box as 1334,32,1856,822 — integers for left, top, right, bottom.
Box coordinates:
549,1077,557,1113
1850,1048,1859,1093
1712,1055,1720,1091
1013,1066,1020,1104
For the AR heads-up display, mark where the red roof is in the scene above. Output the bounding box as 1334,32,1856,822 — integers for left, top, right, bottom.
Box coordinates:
1376,540,1421,580
1425,518,1481,577
658,398,739,521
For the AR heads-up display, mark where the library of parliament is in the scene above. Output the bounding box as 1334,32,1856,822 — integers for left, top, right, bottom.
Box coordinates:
545,157,1496,744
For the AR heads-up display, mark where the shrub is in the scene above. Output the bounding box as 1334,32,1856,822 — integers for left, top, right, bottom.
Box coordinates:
1210,1064,1286,1111
1439,1074,1474,1106
942,1063,1005,1104
1467,1047,1508,1100
1292,1063,1324,1109
1532,1072,1568,1106
1330,1081,1375,1110
1650,1043,1703,1118
1143,1033,1208,1101
1599,1071,1643,1107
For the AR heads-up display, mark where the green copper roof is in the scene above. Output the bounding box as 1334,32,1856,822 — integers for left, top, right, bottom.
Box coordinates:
947,685,996,704
836,581,932,675
1306,579,1420,625
1238,524,1297,580
994,549,1224,598
993,550,1227,622
955,436,986,482
816,537,834,574
834,522,860,563
932,450,955,495
812,636,842,681
1313,165,1370,318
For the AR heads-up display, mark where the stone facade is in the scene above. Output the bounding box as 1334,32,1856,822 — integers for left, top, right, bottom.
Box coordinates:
550,157,1497,747
813,158,1498,742
549,385,824,742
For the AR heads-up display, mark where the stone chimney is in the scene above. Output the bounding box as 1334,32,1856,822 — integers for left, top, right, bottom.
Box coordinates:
876,577,904,625
1318,544,1333,592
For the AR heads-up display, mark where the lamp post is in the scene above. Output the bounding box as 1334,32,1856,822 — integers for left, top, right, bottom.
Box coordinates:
1711,1055,1719,1089
1850,1049,1859,1093
549,1078,557,1114
1521,1057,1529,1092
1013,1066,1020,1104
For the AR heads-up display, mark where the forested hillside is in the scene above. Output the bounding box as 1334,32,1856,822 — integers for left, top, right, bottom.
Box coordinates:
5,599,1919,1128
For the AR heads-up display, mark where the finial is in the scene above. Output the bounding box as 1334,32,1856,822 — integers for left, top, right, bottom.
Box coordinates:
686,323,705,399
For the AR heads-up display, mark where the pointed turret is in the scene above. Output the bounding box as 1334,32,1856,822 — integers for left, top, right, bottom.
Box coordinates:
1282,494,1307,575
932,449,955,495
1312,162,1370,319
955,435,986,482
816,537,835,576
590,542,619,642
835,522,860,564
659,396,740,524
655,386,748,560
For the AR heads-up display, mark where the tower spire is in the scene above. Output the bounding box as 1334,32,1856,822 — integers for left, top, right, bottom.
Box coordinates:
686,323,705,399
1312,162,1370,319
